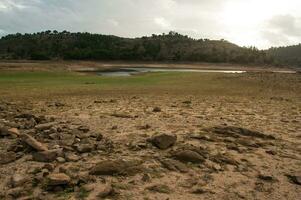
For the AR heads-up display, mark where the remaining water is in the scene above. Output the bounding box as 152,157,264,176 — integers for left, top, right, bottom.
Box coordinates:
97,67,246,76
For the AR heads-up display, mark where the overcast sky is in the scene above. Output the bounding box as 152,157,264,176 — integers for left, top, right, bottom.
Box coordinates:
0,0,300,49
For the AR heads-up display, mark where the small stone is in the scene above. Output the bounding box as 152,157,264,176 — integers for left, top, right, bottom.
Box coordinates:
20,133,48,151
35,122,57,131
89,159,142,175
10,174,28,188
86,183,114,200
152,107,161,112
286,174,301,185
160,159,189,173
0,127,10,136
56,157,66,163
266,150,277,155
47,173,71,186
6,187,25,198
78,125,90,133
0,151,16,164
8,128,20,137
141,173,151,182
33,149,62,162
76,143,94,153
149,133,177,150
258,173,277,182
146,184,171,194
173,150,205,163
65,152,80,162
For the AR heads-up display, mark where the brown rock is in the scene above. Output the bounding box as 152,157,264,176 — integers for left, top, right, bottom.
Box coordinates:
33,149,62,162
146,184,171,193
65,152,80,162
47,173,71,186
173,150,205,163
152,107,161,112
0,127,10,136
90,159,142,175
10,174,29,188
149,133,177,149
8,128,20,137
287,174,301,185
20,133,48,151
86,183,114,200
160,159,189,173
0,151,17,164
35,122,57,131
76,143,94,153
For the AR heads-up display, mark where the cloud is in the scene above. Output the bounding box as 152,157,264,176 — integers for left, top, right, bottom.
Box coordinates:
261,14,301,47
0,0,300,48
154,17,171,29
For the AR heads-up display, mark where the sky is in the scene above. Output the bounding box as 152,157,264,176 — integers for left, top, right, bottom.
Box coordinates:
0,0,300,49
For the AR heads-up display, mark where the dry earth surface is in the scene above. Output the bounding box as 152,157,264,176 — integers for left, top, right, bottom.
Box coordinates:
0,63,300,200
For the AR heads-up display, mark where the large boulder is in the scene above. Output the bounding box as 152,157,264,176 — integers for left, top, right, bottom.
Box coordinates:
149,133,177,150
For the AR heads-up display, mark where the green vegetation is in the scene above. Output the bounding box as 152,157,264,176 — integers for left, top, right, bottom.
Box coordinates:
0,71,299,99
0,31,273,65
267,44,301,67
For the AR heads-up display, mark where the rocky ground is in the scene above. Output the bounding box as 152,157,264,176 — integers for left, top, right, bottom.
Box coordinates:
0,71,300,199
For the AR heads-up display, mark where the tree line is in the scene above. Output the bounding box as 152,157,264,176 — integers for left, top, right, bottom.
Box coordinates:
0,30,298,67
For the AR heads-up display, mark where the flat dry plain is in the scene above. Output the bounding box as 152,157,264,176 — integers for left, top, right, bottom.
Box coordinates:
0,62,300,200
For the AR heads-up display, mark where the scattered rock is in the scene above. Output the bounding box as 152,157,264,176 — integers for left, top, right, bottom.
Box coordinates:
0,151,17,164
111,113,133,118
47,173,71,186
10,174,29,188
35,122,57,131
286,174,301,185
258,173,277,182
78,125,90,133
86,183,114,200
0,127,10,136
89,159,143,175
20,133,48,151
209,126,275,140
148,133,177,149
6,187,25,198
76,143,94,153
33,149,62,162
65,152,80,162
8,128,20,137
56,157,66,163
266,149,277,155
146,184,171,194
152,107,161,112
211,153,239,166
172,150,205,163
160,159,189,172
15,113,36,120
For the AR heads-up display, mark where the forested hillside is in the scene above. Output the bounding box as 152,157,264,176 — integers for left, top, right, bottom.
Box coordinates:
0,30,276,65
267,44,301,67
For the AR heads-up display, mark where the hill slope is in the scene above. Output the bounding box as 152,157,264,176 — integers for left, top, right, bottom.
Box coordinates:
267,44,301,67
0,31,274,65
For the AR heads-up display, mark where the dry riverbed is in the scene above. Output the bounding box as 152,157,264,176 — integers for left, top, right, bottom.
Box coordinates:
0,67,300,200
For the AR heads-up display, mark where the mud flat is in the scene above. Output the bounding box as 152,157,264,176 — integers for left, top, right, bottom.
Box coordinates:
0,66,300,199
